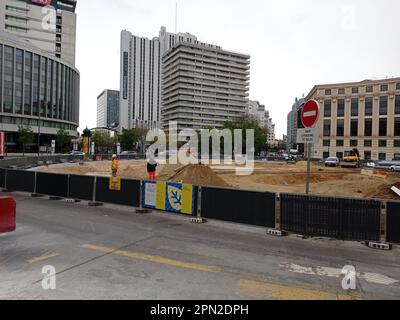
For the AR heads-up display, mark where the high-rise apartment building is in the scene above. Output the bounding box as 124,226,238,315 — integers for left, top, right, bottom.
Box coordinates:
161,42,250,131
97,90,120,129
287,97,305,151
305,77,400,161
119,26,220,130
247,100,275,145
0,0,77,66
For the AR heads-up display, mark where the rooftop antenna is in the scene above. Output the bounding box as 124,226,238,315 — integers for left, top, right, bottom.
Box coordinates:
175,1,178,34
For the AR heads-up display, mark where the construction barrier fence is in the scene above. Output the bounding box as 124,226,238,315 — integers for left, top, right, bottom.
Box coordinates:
387,202,400,244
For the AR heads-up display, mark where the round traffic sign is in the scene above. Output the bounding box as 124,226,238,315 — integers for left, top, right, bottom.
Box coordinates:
301,100,320,128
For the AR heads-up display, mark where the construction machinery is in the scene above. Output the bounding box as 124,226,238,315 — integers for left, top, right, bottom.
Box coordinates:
340,148,361,168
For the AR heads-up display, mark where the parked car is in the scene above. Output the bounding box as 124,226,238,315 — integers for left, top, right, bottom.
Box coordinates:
324,157,340,167
66,151,85,155
390,165,400,172
366,161,377,168
120,151,138,156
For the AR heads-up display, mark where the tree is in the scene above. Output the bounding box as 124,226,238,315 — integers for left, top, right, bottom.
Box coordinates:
56,129,71,153
119,128,138,151
92,131,117,153
18,125,34,157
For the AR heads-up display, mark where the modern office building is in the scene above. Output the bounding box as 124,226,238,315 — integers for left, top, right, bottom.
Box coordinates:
0,30,80,152
287,97,305,151
305,77,400,161
119,26,220,130
97,89,120,129
161,42,250,131
0,0,77,66
247,100,275,145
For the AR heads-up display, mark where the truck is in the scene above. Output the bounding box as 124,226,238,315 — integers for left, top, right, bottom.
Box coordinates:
340,148,361,168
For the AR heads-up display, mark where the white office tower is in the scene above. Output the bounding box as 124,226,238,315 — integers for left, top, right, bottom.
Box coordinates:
119,26,220,130
0,0,77,66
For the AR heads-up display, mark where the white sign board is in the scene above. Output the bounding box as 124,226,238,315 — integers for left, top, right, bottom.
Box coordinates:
144,182,157,208
51,140,56,155
296,128,319,144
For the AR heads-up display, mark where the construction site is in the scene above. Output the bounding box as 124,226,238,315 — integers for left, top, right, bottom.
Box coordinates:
33,159,400,201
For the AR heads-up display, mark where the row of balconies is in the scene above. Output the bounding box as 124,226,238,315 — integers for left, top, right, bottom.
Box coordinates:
162,90,249,104
162,83,249,98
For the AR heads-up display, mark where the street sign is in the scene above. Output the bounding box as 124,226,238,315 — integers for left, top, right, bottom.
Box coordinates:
301,100,320,128
296,128,319,144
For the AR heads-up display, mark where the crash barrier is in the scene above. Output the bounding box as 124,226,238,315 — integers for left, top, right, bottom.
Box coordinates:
0,196,16,233
387,202,400,244
201,187,276,228
0,168,395,243
280,194,381,241
142,181,198,216
0,155,84,168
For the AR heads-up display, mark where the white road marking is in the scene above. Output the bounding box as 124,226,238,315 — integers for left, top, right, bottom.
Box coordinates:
280,262,399,286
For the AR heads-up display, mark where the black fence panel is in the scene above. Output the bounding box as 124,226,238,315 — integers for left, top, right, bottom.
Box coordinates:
281,194,381,241
387,202,400,244
6,170,35,193
0,168,5,188
341,199,381,241
36,172,69,197
95,177,141,207
69,175,94,201
201,187,276,228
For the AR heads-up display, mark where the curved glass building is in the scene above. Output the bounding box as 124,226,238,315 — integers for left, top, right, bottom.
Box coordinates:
0,31,79,152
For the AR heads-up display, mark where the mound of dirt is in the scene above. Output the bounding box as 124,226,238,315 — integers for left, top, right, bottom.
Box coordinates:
364,182,400,200
168,164,230,187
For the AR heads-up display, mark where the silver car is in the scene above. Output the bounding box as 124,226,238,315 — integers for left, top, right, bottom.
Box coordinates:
390,165,400,172
325,157,340,167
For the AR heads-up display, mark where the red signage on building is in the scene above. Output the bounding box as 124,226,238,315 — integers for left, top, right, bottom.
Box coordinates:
31,0,53,6
301,100,320,128
0,132,5,158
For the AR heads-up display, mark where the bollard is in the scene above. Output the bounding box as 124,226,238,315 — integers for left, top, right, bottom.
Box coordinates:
88,176,103,207
190,186,205,224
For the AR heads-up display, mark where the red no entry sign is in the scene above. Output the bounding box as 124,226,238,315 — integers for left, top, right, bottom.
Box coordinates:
301,100,320,128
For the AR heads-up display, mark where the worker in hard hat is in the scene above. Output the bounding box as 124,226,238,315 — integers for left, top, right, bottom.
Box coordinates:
111,154,119,177
147,157,157,181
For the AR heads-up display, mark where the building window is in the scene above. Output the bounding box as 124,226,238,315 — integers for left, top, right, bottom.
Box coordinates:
323,152,329,159
4,46,14,113
336,140,344,147
379,118,387,136
395,117,400,136
366,85,373,93
364,151,371,160
381,84,388,92
352,87,359,94
323,120,331,136
364,140,372,147
397,83,400,90
324,100,331,117
379,153,386,161
351,98,358,116
394,140,400,147
350,119,358,136
336,152,343,159
337,99,345,117
380,96,388,115
395,96,400,114
364,119,373,136
379,140,387,147
338,88,345,95
323,140,330,147
337,119,344,137
325,89,331,95
350,140,358,147
365,97,373,116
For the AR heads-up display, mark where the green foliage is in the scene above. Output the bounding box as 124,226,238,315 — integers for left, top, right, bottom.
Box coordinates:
92,131,117,148
119,128,148,152
56,129,71,152
18,125,34,156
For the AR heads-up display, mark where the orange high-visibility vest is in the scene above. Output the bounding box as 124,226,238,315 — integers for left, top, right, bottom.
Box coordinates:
111,159,119,171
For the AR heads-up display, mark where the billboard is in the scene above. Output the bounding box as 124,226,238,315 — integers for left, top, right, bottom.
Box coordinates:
142,181,197,215
31,0,53,6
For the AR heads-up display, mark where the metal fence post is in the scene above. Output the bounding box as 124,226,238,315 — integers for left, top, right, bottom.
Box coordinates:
197,186,202,219
139,180,143,209
380,200,387,243
275,193,281,230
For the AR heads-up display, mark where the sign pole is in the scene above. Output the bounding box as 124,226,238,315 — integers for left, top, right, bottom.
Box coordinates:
306,143,311,194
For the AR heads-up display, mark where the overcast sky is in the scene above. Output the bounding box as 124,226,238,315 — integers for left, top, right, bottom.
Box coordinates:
75,0,400,138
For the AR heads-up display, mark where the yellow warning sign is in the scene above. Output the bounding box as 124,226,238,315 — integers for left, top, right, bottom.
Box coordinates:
109,176,121,191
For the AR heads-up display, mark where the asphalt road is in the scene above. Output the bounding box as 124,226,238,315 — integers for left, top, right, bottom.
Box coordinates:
1,192,400,300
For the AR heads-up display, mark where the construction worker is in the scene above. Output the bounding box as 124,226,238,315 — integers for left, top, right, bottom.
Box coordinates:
111,154,119,177
147,157,157,181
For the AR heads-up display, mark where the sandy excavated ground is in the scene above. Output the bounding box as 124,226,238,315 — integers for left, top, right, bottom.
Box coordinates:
34,160,400,200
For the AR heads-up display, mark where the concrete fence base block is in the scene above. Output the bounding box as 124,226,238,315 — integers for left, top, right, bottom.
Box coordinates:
135,208,151,214
65,199,80,203
49,196,63,201
1,189,14,193
88,202,103,207
367,241,392,250
266,228,286,237
296,234,307,239
190,217,206,224
31,193,45,198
